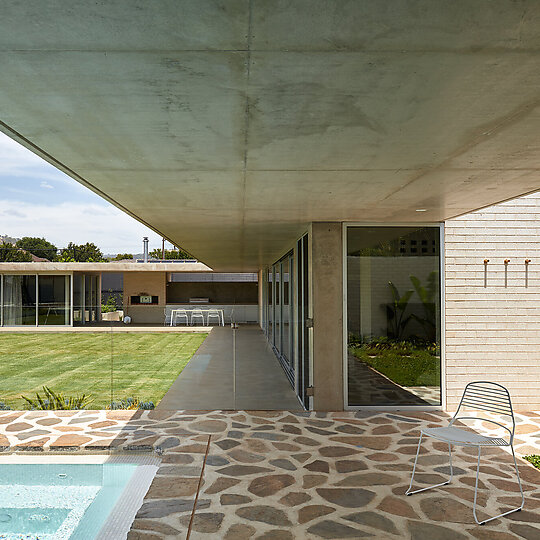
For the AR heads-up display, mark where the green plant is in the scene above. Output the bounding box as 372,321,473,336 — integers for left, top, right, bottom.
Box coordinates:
0,402,11,410
410,271,437,342
524,455,540,470
385,281,413,340
21,386,92,410
101,294,118,313
108,397,155,410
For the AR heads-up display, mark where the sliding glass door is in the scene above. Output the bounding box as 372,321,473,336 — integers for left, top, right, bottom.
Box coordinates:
38,275,71,325
346,226,441,407
1,274,72,326
261,236,310,408
2,275,36,325
270,252,294,384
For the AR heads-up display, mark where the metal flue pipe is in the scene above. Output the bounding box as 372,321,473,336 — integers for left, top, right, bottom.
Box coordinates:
143,237,149,263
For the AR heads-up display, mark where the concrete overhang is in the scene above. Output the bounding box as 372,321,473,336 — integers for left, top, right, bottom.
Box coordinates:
1,1,539,271
0,262,212,273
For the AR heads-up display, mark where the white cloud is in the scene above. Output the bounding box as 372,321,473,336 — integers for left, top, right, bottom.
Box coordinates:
0,132,84,188
0,132,170,254
0,199,163,253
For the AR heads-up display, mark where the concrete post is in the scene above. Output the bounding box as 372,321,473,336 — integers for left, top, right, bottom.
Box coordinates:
311,222,344,410
258,269,264,329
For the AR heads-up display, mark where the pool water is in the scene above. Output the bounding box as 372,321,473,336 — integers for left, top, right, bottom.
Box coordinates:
0,461,146,540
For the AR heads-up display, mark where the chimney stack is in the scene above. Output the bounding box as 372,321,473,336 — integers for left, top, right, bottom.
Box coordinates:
143,237,149,263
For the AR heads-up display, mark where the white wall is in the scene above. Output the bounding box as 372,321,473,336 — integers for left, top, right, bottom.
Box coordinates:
445,192,540,410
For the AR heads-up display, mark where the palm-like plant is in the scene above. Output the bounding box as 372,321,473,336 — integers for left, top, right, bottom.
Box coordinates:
22,386,92,410
386,281,413,340
410,272,437,342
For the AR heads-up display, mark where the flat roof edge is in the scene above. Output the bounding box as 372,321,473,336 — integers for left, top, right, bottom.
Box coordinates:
0,262,213,272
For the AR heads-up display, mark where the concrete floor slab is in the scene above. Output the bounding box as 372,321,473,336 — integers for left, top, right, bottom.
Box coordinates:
157,326,303,411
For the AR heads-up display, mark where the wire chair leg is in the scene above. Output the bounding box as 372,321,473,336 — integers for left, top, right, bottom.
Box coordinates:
511,445,525,512
406,434,453,496
448,443,454,483
473,444,524,525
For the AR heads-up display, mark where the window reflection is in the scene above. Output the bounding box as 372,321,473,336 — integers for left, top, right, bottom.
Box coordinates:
38,275,71,325
347,227,441,406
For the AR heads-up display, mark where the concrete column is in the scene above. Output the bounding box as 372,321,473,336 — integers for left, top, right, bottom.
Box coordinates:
258,269,264,329
311,222,344,410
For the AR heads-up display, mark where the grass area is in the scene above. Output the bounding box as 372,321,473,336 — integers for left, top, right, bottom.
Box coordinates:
524,455,540,470
349,342,440,387
0,333,207,409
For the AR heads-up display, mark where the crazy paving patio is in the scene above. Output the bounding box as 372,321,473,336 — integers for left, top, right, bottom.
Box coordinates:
0,409,539,539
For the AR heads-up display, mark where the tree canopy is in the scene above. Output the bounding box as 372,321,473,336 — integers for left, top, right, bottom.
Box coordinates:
15,236,57,260
149,247,193,260
111,253,134,261
58,242,106,262
0,243,32,262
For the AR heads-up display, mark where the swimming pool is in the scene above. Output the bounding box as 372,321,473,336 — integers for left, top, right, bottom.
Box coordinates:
0,455,159,540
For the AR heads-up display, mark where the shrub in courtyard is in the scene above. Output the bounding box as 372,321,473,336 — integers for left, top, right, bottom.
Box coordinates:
21,386,92,410
0,402,11,410
101,294,118,313
108,397,155,410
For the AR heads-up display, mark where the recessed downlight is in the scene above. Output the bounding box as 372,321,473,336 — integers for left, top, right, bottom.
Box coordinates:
415,208,427,212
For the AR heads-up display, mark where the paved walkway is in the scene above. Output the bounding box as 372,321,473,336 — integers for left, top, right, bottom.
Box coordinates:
157,326,303,411
1,409,539,539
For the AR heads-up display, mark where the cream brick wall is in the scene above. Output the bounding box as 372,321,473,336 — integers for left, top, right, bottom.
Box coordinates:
445,192,540,411
123,271,167,324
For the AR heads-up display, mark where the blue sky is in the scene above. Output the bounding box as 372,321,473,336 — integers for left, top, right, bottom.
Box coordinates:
0,132,165,254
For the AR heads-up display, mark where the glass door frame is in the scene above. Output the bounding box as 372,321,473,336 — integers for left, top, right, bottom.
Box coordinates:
0,273,74,327
342,222,446,411
295,233,312,410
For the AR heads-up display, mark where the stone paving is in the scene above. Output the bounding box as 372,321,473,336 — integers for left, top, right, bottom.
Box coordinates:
0,409,539,539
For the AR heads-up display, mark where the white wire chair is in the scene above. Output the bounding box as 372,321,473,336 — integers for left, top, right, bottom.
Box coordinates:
173,309,189,326
206,309,221,326
406,381,524,525
163,309,171,326
190,308,205,326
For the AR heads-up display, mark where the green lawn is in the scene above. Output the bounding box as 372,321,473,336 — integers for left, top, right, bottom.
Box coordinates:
0,333,207,409
349,343,440,387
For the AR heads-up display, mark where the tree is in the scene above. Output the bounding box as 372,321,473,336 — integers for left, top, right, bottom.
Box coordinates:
149,247,193,260
0,243,32,262
15,237,57,260
58,242,106,262
111,253,133,261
